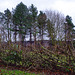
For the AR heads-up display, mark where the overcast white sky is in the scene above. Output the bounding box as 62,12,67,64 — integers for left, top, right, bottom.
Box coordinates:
0,0,75,24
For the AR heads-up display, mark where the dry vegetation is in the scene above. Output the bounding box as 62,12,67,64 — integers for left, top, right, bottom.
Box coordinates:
0,41,75,74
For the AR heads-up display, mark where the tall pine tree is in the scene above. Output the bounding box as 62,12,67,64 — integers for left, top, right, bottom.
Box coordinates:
38,11,47,44
13,2,28,43
65,15,75,41
29,4,38,46
4,9,11,41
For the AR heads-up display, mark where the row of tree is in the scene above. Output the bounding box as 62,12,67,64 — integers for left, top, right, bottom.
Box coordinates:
0,2,75,46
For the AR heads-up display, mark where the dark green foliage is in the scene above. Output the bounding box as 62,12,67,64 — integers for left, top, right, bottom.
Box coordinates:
2,49,23,65
13,2,29,42
29,4,38,45
66,15,74,29
38,11,47,43
4,9,12,41
5,51,21,62
13,2,28,25
65,15,75,40
38,11,46,25
4,9,11,23
47,19,55,45
29,4,38,22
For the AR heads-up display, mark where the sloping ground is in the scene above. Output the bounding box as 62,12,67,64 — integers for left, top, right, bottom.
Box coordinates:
0,51,75,75
0,67,69,75
0,43,75,75
0,68,38,75
30,69,69,75
0,62,71,75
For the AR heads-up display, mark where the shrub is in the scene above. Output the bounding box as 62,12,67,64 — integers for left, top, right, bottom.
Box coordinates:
2,50,23,65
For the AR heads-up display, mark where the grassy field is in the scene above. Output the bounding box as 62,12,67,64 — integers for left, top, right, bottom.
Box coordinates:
0,68,39,75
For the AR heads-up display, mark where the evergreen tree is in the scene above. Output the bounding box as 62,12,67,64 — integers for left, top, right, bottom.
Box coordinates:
13,2,29,43
0,12,7,42
38,11,47,44
29,4,38,46
47,19,55,45
26,13,33,44
4,9,11,41
65,15,75,41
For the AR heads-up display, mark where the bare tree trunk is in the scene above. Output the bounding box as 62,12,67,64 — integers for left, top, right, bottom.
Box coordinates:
34,34,36,47
30,28,32,45
14,31,17,43
9,24,11,41
41,28,43,45
34,26,36,47
7,23,9,41
19,33,22,45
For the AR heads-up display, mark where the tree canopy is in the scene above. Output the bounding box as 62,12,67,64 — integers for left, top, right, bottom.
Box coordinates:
0,2,75,44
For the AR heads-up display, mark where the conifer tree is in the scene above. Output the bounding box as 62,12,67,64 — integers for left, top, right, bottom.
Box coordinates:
38,11,47,44
47,19,56,46
4,9,11,41
29,4,38,46
65,15,75,41
13,2,28,43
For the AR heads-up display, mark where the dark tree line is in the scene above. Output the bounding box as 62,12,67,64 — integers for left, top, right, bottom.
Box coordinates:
0,2,75,46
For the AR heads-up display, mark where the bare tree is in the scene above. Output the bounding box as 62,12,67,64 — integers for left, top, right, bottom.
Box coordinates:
0,12,7,42
45,10,65,42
